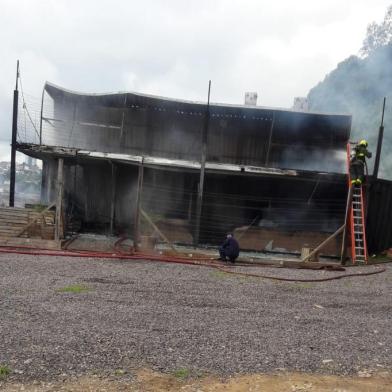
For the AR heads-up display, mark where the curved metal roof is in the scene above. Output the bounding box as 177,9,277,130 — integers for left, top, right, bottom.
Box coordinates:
44,81,352,117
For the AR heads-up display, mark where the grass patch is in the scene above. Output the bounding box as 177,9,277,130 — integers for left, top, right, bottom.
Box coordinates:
56,284,90,293
344,280,353,288
209,271,231,279
172,368,191,379
0,365,11,379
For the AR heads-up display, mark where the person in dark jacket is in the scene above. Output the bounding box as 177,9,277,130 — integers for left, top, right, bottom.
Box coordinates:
219,233,240,263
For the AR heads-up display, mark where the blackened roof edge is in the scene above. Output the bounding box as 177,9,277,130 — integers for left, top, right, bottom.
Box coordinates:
44,81,352,119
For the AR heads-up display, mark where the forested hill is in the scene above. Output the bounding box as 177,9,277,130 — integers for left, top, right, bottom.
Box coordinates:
307,44,392,179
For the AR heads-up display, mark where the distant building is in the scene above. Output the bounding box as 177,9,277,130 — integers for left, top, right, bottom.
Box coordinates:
244,92,258,105
25,155,37,168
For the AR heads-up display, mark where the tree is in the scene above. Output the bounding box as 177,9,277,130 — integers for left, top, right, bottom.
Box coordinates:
361,5,392,56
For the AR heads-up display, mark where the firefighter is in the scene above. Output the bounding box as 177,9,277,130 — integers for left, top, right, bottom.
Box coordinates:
350,139,372,186
218,233,240,263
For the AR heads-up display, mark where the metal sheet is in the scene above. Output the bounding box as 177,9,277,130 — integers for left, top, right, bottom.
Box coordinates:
36,83,352,173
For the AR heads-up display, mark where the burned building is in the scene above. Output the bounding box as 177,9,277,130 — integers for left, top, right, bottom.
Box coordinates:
17,82,353,255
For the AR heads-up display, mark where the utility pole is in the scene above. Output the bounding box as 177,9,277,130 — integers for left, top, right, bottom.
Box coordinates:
9,60,19,207
194,80,211,246
373,97,386,179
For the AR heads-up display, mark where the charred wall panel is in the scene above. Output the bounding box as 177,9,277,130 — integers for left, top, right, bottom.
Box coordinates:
114,163,139,234
141,168,198,220
366,178,392,253
207,112,272,165
41,84,351,173
79,162,112,231
199,172,347,245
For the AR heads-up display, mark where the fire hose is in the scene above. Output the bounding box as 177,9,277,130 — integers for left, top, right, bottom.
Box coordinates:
0,244,386,283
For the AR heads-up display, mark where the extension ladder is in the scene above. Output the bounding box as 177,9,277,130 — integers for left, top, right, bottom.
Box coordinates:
346,144,368,264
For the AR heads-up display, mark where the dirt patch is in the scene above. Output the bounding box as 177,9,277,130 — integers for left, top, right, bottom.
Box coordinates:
2,369,392,391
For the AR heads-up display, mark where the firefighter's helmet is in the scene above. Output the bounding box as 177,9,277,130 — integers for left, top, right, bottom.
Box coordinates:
359,139,368,147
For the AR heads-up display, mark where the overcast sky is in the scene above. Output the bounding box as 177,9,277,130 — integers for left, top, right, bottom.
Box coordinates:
0,0,391,159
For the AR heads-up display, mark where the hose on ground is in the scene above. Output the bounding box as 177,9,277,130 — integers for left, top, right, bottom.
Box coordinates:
0,245,386,283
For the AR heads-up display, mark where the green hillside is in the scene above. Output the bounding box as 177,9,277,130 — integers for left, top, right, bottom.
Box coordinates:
307,44,392,179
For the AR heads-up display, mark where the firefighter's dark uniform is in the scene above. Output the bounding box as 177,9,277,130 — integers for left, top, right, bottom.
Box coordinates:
219,235,240,263
350,140,372,186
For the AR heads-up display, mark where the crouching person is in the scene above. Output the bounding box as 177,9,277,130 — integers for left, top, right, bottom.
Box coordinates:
219,233,240,263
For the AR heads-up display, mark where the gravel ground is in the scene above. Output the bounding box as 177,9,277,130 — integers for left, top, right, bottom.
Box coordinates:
0,253,391,382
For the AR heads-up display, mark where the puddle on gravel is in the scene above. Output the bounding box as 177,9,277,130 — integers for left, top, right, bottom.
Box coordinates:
2,368,392,391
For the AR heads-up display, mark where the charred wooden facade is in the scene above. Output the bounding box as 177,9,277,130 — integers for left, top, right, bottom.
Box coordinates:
17,82,353,254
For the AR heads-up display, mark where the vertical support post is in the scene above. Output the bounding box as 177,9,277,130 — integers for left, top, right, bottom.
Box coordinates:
340,186,353,264
187,191,193,222
55,158,64,241
194,80,211,247
9,60,19,207
134,158,144,251
373,97,386,179
265,112,275,166
39,87,45,145
83,166,89,223
40,160,48,204
109,162,117,235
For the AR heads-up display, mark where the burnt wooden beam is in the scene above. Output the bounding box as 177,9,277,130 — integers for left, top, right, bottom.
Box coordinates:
109,162,117,235
9,60,19,207
55,158,64,241
133,158,144,251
